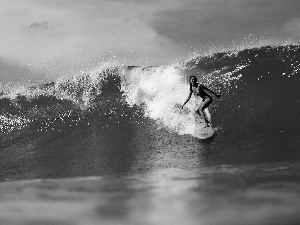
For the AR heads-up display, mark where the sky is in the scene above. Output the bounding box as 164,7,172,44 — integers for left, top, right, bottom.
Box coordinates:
0,0,300,83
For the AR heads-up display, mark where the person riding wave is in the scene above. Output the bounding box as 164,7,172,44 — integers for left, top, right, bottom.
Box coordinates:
182,76,221,127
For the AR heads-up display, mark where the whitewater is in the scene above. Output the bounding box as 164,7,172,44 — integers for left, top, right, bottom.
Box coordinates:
0,43,300,225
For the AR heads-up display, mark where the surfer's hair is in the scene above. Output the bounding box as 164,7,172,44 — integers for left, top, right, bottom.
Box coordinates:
190,76,197,82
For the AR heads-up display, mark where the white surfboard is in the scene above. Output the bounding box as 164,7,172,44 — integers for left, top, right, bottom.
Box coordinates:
193,123,215,139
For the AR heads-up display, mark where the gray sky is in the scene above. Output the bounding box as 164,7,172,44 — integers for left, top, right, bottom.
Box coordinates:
0,0,300,83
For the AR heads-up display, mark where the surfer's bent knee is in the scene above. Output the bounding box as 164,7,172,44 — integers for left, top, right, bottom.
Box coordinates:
200,98,212,110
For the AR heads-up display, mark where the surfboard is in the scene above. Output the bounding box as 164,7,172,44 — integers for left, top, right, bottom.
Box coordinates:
193,123,215,139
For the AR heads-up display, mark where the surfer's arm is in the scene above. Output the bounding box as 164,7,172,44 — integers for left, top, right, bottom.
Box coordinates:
202,85,221,98
182,91,192,108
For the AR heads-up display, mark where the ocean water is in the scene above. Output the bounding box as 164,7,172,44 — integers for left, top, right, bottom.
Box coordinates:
0,44,300,224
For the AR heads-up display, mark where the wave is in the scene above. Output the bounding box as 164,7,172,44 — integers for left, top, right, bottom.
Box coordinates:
1,44,299,135
0,44,300,179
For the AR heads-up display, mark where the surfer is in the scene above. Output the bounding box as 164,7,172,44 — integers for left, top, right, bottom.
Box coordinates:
182,76,221,127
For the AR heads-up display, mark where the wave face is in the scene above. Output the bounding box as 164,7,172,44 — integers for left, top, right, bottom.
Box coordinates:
1,45,300,180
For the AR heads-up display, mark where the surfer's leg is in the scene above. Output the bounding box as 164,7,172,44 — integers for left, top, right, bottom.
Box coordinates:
197,109,209,126
199,98,213,126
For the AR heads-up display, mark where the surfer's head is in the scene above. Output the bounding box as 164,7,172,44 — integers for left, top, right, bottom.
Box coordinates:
190,76,197,84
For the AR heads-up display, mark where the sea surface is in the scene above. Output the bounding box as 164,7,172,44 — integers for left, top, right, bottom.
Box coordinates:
0,44,300,224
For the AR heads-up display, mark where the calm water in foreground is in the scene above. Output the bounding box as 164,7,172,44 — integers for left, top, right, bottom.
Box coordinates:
0,161,299,225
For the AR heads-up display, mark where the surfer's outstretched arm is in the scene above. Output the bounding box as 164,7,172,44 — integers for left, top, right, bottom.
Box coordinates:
182,91,192,108
202,85,221,98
